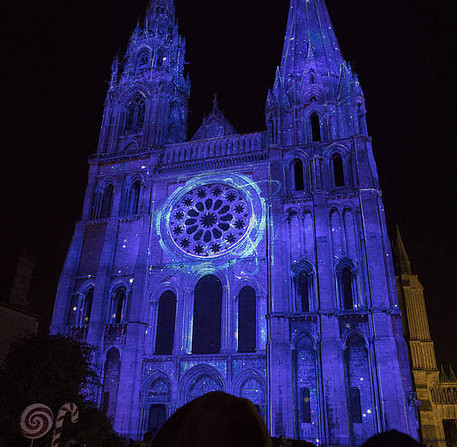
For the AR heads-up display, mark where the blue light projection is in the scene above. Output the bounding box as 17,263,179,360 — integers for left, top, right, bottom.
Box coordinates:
50,0,418,441
156,172,266,270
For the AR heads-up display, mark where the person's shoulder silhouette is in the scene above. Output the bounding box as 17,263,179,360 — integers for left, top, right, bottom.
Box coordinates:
362,430,420,447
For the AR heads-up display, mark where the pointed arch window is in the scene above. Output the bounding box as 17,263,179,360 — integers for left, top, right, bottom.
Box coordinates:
110,286,127,324
293,159,305,192
309,71,315,84
124,180,141,216
125,93,146,133
341,267,354,310
192,275,222,354
238,286,256,353
155,291,177,355
100,184,114,219
310,113,321,142
332,153,345,187
68,287,94,326
295,270,310,312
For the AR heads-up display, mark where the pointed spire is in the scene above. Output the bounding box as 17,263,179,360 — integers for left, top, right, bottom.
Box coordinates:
394,226,412,275
109,54,119,89
280,0,344,81
337,62,353,100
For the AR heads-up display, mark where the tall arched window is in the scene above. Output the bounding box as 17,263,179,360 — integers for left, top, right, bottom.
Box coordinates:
68,287,94,326
192,275,222,354
155,291,177,355
341,267,354,310
295,270,310,312
100,184,114,219
238,286,256,353
110,286,127,324
127,180,141,215
332,153,345,187
310,113,321,142
293,159,305,191
125,93,146,133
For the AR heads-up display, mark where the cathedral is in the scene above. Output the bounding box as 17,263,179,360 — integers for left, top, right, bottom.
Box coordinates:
50,0,420,444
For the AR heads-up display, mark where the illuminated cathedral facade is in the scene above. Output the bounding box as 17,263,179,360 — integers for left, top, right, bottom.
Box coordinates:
51,0,419,444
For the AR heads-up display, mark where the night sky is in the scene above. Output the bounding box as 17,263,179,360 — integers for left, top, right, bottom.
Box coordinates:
2,0,456,366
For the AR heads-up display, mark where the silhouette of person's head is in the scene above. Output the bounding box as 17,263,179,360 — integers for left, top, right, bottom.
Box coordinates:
152,391,272,447
361,430,420,447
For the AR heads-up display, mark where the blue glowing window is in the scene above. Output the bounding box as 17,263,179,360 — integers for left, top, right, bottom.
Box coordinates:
311,113,321,142
293,159,305,191
100,184,114,219
155,291,176,355
238,286,256,353
192,275,222,354
125,180,141,216
110,287,126,324
125,94,146,133
332,153,345,187
341,267,354,310
296,270,310,312
68,288,92,326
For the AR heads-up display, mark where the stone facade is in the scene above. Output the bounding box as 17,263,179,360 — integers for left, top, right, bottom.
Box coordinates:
395,229,457,447
51,0,418,444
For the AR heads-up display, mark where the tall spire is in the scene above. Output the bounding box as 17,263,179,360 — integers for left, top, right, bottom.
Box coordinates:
280,0,344,81
394,226,412,275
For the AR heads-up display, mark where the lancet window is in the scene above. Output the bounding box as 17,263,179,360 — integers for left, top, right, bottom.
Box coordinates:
68,287,94,326
293,159,305,192
310,113,321,142
238,286,256,353
155,291,177,355
192,275,222,354
125,93,146,133
110,286,127,324
332,153,345,187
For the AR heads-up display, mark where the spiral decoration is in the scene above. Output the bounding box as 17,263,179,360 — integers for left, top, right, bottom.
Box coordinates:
20,404,54,439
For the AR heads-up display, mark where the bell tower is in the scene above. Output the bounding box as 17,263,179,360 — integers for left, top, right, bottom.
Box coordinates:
97,0,190,155
266,0,367,147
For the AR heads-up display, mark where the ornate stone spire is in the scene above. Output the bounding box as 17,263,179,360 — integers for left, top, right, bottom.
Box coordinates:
280,0,344,82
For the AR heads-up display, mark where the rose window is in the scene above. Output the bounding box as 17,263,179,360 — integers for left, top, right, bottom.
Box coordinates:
168,183,252,257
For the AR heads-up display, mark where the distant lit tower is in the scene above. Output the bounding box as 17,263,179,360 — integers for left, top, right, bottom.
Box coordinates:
395,228,457,447
51,0,418,444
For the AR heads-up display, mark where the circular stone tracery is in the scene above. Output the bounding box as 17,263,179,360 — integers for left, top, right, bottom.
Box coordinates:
169,183,251,257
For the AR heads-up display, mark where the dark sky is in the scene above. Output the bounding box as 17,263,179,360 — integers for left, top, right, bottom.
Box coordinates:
2,0,456,366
